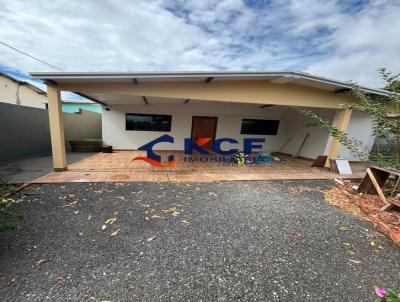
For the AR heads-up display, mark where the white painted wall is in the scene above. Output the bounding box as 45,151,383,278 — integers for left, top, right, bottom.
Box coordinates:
0,75,47,109
102,102,342,159
338,111,374,161
282,109,373,160
102,101,373,160
283,108,336,159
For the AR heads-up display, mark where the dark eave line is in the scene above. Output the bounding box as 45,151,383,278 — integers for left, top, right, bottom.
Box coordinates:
73,92,107,106
334,88,351,94
260,105,274,108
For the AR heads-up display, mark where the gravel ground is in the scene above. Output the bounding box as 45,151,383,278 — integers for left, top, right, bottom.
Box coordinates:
0,180,399,301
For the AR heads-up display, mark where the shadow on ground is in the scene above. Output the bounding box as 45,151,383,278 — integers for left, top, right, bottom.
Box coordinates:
0,152,96,183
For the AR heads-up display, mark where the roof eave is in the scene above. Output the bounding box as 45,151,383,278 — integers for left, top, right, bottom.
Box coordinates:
29,71,389,97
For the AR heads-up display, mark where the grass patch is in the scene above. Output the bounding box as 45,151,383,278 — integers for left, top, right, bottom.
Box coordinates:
0,183,23,231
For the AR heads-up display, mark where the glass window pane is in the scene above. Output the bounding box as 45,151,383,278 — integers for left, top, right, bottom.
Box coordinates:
240,119,279,135
126,113,172,132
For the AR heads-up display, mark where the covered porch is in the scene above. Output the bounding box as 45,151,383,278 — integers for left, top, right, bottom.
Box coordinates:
29,71,381,182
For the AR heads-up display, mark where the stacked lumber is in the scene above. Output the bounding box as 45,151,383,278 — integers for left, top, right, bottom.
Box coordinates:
357,166,400,211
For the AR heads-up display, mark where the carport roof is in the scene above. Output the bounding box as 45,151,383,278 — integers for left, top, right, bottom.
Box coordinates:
30,70,388,96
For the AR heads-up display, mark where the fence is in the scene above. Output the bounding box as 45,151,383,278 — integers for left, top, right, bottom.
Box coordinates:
0,103,101,164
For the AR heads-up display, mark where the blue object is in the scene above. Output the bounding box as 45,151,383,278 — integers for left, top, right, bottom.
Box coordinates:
255,152,274,164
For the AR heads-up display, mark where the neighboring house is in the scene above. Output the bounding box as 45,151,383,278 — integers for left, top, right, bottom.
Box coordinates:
60,100,102,113
0,71,47,109
30,71,387,171
0,71,102,113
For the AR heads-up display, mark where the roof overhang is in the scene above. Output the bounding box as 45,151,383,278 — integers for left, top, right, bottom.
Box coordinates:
30,71,390,108
30,70,388,96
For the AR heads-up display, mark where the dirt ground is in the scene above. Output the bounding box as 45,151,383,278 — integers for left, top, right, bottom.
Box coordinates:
323,180,400,245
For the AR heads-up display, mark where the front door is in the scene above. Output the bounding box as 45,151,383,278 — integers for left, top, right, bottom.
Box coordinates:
191,116,218,150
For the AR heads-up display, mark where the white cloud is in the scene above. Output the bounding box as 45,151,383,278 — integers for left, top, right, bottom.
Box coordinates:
305,1,400,86
0,0,399,87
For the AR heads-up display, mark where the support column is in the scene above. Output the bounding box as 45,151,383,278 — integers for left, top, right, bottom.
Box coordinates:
47,83,67,171
325,109,352,167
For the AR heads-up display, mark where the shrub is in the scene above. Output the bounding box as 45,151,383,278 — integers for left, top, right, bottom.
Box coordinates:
298,68,400,169
0,183,23,231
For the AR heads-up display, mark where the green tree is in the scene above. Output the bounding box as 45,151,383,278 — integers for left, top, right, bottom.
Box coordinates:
298,68,400,169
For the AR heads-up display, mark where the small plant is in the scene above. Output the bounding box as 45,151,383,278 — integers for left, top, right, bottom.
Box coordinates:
232,152,246,166
0,183,23,231
374,286,400,302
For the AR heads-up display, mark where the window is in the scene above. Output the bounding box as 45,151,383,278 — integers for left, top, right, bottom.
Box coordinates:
240,118,280,135
126,113,172,132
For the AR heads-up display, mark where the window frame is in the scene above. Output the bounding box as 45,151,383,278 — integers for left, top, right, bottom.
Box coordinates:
240,118,280,135
125,113,172,132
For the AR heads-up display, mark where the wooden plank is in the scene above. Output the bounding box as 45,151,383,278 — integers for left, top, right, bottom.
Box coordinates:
358,168,390,194
311,156,328,168
381,203,393,211
370,167,390,190
370,165,400,176
357,173,370,193
329,159,338,173
381,197,400,211
366,168,387,204
391,176,400,197
278,137,292,153
388,197,400,207
293,133,310,159
3,183,31,197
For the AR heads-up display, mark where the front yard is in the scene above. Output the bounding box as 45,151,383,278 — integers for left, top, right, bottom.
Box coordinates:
0,180,399,301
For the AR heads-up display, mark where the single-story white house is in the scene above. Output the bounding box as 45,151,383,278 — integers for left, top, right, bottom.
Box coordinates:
29,71,387,171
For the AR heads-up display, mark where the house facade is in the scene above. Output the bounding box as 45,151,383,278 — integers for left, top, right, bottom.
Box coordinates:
30,71,385,171
0,71,47,109
102,99,373,161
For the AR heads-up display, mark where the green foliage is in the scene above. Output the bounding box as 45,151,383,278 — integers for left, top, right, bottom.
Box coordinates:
0,183,23,231
298,68,400,169
298,108,369,160
382,68,400,93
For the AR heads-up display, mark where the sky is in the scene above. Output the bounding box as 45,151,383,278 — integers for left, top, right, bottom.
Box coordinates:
0,0,399,93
